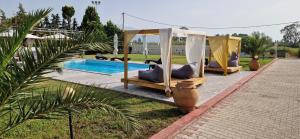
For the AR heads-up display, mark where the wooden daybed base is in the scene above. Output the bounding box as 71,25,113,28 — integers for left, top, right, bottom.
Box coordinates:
205,66,242,73
121,77,205,91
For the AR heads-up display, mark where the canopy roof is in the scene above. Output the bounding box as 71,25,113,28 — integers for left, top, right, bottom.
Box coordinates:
26,34,42,39
43,33,70,40
207,36,241,74
124,28,206,37
0,30,13,37
0,30,42,40
123,28,207,92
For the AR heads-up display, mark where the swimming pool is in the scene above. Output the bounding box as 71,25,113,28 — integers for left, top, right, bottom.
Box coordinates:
64,59,149,74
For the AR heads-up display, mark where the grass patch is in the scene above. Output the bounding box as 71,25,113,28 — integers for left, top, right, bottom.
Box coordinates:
1,80,183,139
84,54,273,70
239,57,273,71
84,54,188,65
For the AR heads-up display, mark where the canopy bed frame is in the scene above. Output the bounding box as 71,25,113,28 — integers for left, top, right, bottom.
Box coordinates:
121,28,207,96
205,36,242,75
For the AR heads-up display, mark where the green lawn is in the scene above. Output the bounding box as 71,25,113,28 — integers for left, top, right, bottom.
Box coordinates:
84,54,273,70
239,57,273,71
84,54,188,65
1,80,183,139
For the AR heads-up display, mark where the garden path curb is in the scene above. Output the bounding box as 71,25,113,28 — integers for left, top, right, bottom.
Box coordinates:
149,58,278,139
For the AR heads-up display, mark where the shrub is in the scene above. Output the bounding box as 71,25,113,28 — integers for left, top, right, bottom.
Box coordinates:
268,48,275,56
247,32,272,58
286,47,299,57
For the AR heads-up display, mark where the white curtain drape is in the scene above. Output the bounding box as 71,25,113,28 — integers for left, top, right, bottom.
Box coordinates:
185,34,206,77
124,31,139,52
159,28,172,92
113,34,118,55
142,35,148,55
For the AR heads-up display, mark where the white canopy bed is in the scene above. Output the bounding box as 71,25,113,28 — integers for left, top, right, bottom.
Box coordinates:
121,28,207,96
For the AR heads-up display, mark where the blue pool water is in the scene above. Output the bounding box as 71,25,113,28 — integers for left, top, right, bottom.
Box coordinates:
64,59,149,74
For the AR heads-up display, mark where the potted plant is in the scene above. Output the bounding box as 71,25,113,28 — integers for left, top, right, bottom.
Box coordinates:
246,32,272,71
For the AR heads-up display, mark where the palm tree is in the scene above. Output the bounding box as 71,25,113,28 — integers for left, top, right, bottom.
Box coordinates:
246,32,272,71
246,32,273,58
0,9,139,136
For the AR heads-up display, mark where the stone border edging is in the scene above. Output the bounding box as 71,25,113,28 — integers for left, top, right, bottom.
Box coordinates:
149,58,278,139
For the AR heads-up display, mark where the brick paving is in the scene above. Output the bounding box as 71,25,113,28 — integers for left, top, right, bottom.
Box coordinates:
172,59,300,139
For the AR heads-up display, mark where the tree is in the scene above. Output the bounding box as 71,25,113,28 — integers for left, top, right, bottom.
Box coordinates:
62,5,75,29
17,3,26,16
72,18,78,30
62,19,67,29
81,6,107,41
0,9,10,32
0,9,6,20
50,14,60,29
55,14,61,28
246,32,273,58
104,20,122,40
280,23,300,47
12,3,27,26
43,16,50,28
0,9,138,135
81,6,102,31
232,33,250,53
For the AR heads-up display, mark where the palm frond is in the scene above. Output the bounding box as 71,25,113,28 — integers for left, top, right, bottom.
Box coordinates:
0,8,139,136
0,19,12,33
0,84,140,135
0,31,112,108
0,9,51,70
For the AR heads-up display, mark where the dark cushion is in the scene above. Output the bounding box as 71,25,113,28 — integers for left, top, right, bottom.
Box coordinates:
228,52,239,67
172,64,195,79
111,57,131,61
208,61,221,68
230,52,238,60
138,65,163,83
95,56,108,60
145,58,162,64
228,60,238,67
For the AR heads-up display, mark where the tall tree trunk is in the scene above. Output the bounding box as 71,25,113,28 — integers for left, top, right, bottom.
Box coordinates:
68,18,71,30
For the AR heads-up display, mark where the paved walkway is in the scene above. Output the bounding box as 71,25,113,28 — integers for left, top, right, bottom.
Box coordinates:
172,59,300,139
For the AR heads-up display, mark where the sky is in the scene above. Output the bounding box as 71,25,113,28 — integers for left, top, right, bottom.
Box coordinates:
0,0,299,40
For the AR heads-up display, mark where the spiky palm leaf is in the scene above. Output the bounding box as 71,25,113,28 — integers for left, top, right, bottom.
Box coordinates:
0,9,138,136
247,32,272,58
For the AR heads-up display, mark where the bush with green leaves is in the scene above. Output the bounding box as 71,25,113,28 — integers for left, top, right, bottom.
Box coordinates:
0,9,139,136
246,32,273,58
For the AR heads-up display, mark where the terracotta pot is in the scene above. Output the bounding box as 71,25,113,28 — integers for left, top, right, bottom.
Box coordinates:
249,58,260,71
172,81,199,113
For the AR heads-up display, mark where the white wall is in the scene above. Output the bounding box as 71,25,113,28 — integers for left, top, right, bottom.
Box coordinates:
131,43,186,55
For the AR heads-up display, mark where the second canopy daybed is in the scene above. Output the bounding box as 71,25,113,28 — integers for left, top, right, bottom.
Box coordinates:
205,36,242,75
121,28,207,96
